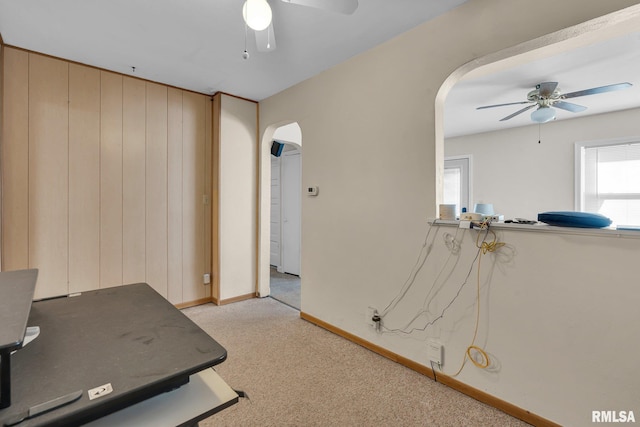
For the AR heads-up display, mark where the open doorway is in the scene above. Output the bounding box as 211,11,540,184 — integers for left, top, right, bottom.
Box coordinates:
269,123,302,309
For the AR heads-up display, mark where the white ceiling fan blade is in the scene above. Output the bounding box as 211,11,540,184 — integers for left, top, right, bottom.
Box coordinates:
281,0,358,15
499,104,536,121
553,101,587,113
537,82,558,98
255,22,277,53
477,101,531,110
562,82,632,99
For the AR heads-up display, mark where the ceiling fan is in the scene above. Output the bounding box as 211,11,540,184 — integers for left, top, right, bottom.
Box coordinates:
241,0,358,57
476,81,633,123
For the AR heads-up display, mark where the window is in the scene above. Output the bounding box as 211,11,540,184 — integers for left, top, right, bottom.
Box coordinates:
444,156,471,216
576,139,640,226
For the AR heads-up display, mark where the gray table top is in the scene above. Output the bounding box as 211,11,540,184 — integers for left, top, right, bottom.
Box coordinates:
0,282,227,427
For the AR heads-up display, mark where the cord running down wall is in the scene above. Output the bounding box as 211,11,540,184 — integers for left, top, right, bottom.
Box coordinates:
376,220,507,377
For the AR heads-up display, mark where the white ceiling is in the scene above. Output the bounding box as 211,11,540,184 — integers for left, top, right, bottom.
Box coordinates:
445,30,640,138
0,0,467,101
2,1,638,139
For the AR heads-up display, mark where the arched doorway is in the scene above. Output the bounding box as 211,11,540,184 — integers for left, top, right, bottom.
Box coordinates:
257,122,302,308
269,124,302,309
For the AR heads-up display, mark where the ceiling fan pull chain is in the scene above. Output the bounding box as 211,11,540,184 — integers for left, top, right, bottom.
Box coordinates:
243,22,250,60
538,123,541,144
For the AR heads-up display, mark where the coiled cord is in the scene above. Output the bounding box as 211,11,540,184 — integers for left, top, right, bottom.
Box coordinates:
451,222,503,377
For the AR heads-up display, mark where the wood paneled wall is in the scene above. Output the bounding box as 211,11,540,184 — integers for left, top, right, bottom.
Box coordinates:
1,47,212,304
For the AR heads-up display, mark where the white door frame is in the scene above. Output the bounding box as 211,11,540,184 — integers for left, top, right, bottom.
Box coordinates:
259,123,302,297
280,150,301,275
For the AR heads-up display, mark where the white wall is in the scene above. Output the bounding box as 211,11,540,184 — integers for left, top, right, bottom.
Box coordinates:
381,223,640,425
219,94,257,300
445,107,640,220
258,1,640,426
272,122,302,145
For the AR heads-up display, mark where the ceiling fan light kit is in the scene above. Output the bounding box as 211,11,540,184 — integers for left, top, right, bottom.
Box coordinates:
243,0,273,31
241,0,359,57
531,106,556,123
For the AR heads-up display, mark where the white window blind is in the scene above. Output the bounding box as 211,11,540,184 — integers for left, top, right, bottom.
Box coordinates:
580,141,640,226
444,156,471,216
444,167,461,206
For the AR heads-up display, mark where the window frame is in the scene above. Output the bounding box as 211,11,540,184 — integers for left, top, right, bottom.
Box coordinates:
575,136,640,225
444,155,472,216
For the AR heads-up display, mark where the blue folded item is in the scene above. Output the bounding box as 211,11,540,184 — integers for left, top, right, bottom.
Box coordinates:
537,211,612,228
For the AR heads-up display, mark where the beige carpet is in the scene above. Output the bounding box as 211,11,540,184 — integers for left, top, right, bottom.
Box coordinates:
183,298,529,427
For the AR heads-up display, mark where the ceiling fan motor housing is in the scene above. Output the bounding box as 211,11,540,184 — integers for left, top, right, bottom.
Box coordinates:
527,87,560,107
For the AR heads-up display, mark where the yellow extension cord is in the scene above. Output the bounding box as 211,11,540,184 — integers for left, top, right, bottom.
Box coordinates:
450,223,504,377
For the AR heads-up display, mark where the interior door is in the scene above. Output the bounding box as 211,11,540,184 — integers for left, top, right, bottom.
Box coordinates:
270,156,281,267
281,152,301,276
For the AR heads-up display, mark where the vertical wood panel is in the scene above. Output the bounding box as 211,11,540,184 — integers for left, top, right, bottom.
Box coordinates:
29,54,69,298
68,64,100,292
3,50,212,306
146,82,168,297
100,72,123,288
211,94,221,303
204,96,213,299
1,48,29,271
182,92,206,302
167,88,183,303
122,77,146,284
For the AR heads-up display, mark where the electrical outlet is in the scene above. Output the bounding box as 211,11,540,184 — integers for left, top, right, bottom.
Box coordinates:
203,273,211,284
366,306,376,326
427,339,443,366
